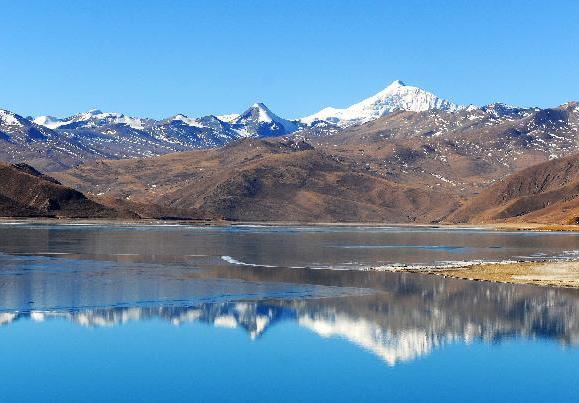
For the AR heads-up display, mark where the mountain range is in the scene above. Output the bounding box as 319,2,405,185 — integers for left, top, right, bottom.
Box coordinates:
0,80,488,170
53,102,579,223
0,102,303,171
1,80,578,224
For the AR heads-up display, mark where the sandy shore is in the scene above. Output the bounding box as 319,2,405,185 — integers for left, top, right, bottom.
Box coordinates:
402,260,579,289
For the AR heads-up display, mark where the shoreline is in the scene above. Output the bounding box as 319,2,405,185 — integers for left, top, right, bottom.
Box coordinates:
400,260,579,289
0,217,578,232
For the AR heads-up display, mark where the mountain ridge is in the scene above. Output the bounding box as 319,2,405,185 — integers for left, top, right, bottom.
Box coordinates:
5,80,572,173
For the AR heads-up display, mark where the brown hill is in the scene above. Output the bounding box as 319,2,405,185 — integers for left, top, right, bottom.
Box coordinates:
54,138,459,223
448,153,579,224
0,162,123,218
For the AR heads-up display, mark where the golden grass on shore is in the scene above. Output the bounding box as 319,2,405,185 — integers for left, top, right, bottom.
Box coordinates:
402,260,579,289
493,223,579,232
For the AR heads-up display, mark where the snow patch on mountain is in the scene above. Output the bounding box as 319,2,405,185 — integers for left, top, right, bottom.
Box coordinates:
216,113,240,123
170,114,205,128
33,115,64,129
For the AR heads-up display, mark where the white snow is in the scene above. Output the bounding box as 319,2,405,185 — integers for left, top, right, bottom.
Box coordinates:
216,113,240,123
0,109,22,127
253,103,274,123
298,313,448,366
0,312,17,325
213,315,238,328
300,80,465,127
33,115,64,129
171,114,205,128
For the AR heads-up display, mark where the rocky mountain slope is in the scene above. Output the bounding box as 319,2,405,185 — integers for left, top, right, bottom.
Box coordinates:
0,162,121,218
448,153,579,224
305,102,579,196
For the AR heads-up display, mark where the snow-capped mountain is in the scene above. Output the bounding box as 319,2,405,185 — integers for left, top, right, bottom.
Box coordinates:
1,109,55,142
34,109,151,131
231,103,299,137
32,103,300,140
150,114,240,148
0,102,302,170
3,81,578,172
146,104,300,148
301,80,465,127
30,103,300,148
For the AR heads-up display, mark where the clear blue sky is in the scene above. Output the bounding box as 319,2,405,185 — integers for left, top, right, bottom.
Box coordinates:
1,0,578,119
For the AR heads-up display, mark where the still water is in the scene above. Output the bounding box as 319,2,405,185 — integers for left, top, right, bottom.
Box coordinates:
0,223,578,402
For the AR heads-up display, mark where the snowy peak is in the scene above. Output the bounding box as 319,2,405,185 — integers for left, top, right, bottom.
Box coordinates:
252,102,275,122
301,80,465,127
238,103,280,124
233,103,299,136
0,109,25,127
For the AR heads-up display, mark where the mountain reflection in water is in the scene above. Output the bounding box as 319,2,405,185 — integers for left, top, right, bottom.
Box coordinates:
1,224,579,368
2,268,578,366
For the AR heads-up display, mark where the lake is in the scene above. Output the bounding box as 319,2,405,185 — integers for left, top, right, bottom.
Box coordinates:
1,223,578,402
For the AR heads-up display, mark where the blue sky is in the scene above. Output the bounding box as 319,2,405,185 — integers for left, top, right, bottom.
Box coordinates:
1,0,578,119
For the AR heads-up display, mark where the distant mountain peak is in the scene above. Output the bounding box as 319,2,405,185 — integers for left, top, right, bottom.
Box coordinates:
244,102,277,123
234,103,298,136
251,102,268,109
301,80,464,127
